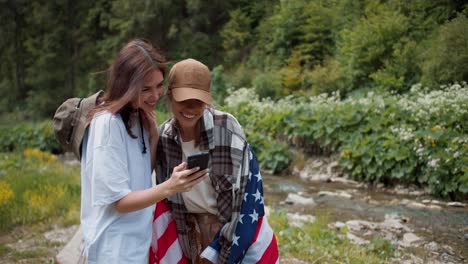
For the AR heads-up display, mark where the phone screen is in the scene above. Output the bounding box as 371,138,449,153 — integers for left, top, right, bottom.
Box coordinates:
187,152,209,170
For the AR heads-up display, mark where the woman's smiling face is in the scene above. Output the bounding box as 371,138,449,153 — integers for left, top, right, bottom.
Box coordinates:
170,97,206,132
133,69,164,113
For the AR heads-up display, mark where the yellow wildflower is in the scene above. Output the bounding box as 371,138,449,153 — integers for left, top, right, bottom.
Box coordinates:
23,148,57,164
23,148,43,159
0,181,14,207
342,150,352,159
23,185,65,218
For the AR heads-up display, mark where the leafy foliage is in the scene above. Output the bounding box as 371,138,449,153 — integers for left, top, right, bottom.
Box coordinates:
0,121,60,153
224,83,468,198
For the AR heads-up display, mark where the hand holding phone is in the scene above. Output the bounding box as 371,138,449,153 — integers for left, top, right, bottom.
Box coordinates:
186,152,209,170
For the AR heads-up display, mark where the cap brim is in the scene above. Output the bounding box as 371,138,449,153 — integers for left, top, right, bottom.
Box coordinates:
172,88,212,104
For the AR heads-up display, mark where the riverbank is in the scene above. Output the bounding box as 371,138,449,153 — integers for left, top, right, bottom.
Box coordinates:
1,151,466,263
264,170,468,263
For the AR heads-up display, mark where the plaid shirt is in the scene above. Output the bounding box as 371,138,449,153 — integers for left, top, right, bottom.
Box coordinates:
156,108,249,264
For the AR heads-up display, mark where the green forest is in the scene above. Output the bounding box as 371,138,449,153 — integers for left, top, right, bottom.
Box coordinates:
0,0,467,198
1,0,467,117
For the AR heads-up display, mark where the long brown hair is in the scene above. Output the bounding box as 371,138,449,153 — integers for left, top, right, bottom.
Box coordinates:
90,39,167,138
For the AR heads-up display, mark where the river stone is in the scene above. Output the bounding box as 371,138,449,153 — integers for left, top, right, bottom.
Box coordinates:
380,214,412,233
426,204,442,210
422,199,445,206
406,201,427,209
400,232,422,247
346,232,369,245
424,241,440,252
285,193,315,206
447,202,465,207
318,191,352,199
319,174,331,182
408,190,425,196
326,161,340,176
345,220,377,232
398,255,425,264
287,213,316,227
329,221,346,230
300,172,327,182
442,245,456,255
440,251,460,264
309,159,324,168
329,177,359,185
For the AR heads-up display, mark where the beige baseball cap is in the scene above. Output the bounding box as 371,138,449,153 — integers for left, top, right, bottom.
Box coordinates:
168,58,213,104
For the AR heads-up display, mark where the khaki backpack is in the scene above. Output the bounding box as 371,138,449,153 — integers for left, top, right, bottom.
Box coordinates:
53,90,104,160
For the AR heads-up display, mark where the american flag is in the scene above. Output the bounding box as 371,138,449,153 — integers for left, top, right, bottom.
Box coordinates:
201,145,279,263
149,200,188,264
150,145,279,263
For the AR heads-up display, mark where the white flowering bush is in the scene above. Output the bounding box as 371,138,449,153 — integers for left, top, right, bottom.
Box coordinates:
224,83,468,198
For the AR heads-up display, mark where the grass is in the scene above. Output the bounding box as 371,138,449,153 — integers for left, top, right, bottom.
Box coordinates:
12,248,50,260
0,149,81,232
0,215,77,263
269,210,396,263
0,243,11,257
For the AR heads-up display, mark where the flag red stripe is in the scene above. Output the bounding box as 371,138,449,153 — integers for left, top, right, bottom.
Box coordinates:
154,202,170,220
155,220,178,260
257,234,279,263
149,246,156,264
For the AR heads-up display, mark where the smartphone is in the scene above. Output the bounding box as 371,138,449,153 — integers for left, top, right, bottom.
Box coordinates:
186,152,210,170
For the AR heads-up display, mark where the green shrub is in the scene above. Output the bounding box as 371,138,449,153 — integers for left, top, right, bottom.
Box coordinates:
0,121,60,153
252,70,282,99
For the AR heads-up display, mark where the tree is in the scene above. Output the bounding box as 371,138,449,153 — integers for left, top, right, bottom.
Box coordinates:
220,8,252,64
421,13,468,87
338,3,410,92
0,0,28,114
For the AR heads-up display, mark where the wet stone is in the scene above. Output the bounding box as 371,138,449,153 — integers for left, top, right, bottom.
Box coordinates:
447,202,465,208
285,193,315,206
400,232,422,247
424,241,440,252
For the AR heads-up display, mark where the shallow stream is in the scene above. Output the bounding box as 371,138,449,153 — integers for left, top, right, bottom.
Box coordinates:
263,173,468,262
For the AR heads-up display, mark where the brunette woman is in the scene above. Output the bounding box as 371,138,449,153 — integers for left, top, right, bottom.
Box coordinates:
80,40,207,263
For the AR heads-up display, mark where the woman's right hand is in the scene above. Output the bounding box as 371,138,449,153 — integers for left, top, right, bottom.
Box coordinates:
166,162,209,193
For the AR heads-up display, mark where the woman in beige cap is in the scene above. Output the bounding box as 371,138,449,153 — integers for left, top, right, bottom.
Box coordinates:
155,59,256,264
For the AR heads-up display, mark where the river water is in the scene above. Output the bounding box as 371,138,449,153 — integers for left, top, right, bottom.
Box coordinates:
262,173,468,262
